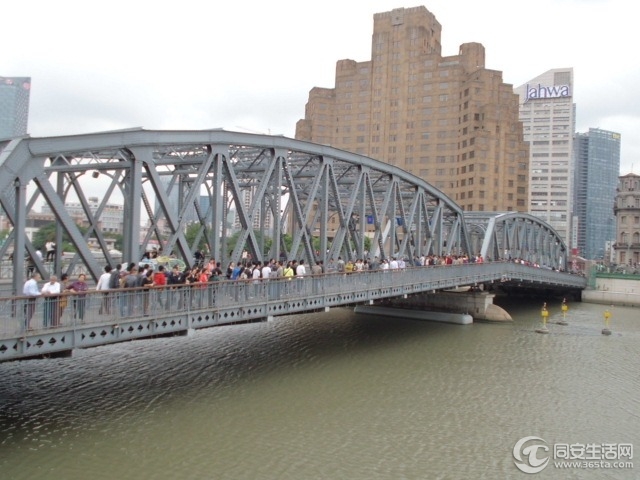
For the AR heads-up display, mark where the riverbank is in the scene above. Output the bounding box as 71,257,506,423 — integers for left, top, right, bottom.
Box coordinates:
582,274,640,307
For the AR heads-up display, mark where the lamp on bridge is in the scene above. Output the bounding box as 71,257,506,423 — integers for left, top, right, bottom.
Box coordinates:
92,171,100,178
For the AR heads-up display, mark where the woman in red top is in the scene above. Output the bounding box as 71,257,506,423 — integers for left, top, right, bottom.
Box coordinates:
153,265,167,308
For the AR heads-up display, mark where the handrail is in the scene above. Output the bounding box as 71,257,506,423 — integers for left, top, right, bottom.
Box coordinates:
0,262,586,361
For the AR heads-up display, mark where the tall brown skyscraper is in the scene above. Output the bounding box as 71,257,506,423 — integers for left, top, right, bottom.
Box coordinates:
296,6,528,212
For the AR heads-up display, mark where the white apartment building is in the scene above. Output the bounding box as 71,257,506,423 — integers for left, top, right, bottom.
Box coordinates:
514,68,575,248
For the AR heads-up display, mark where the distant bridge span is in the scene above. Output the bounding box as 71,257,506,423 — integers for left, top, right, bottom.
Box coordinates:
1,129,568,295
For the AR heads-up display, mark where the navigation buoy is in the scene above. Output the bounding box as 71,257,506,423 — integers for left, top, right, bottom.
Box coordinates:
557,298,569,326
602,307,612,336
536,302,549,334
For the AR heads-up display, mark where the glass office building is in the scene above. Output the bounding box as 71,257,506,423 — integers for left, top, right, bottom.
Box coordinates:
0,76,31,139
573,128,621,259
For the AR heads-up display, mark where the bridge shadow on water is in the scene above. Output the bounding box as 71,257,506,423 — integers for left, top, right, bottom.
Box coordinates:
0,307,457,419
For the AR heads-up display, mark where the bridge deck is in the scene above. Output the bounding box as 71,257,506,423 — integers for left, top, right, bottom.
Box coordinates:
0,263,586,362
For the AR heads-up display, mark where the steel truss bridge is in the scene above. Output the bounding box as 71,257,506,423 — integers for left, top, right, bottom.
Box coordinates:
0,129,586,361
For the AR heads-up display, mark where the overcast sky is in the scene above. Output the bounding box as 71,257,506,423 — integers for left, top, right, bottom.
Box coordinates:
3,0,638,174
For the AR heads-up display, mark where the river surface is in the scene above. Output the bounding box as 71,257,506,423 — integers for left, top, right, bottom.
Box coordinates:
0,298,638,480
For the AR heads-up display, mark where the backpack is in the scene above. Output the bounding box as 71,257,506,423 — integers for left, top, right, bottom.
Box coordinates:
108,270,120,289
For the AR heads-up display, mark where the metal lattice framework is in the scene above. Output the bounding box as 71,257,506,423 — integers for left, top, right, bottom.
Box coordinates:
0,129,473,294
464,212,568,269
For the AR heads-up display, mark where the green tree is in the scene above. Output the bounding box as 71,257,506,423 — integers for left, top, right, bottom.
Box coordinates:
32,222,89,253
225,230,273,258
108,233,124,252
185,223,207,252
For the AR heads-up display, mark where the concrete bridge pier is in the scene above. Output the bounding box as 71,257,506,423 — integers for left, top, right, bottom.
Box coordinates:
382,290,512,322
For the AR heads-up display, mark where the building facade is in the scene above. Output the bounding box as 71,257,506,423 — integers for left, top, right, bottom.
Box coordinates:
614,173,640,267
573,128,621,259
40,197,124,234
514,68,575,246
295,6,529,215
0,76,31,139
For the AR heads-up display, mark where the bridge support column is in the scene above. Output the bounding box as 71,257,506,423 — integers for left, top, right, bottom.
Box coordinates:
385,291,512,322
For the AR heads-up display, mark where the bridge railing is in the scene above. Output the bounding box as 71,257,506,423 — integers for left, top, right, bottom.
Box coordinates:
0,262,586,341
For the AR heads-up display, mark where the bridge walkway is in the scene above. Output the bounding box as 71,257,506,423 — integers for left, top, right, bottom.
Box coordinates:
0,262,586,362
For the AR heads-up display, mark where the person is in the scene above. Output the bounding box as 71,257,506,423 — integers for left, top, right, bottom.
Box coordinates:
194,249,204,267
23,273,41,330
261,261,271,280
167,265,186,309
153,265,167,307
231,263,243,280
185,267,201,308
96,265,113,315
225,261,235,280
311,261,322,294
141,269,154,315
41,274,61,328
45,241,56,262
345,259,354,273
295,259,307,294
26,255,36,277
121,266,139,316
57,273,71,325
282,261,295,296
68,273,88,322
326,258,337,274
205,258,217,276
250,261,262,298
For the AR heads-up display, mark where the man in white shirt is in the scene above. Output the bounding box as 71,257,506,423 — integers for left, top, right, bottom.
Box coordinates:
23,273,41,330
261,261,271,280
96,265,112,291
296,259,306,277
40,274,61,328
96,265,113,315
45,241,56,262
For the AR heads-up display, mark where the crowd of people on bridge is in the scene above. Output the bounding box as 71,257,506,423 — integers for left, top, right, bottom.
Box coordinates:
21,249,569,331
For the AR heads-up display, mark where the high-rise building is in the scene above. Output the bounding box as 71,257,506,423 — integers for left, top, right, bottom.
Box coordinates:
613,173,640,267
514,69,575,246
295,6,529,213
39,197,125,234
573,128,621,259
0,76,31,139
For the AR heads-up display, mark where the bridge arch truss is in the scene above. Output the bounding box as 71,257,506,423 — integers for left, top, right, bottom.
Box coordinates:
0,129,473,294
464,212,568,270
